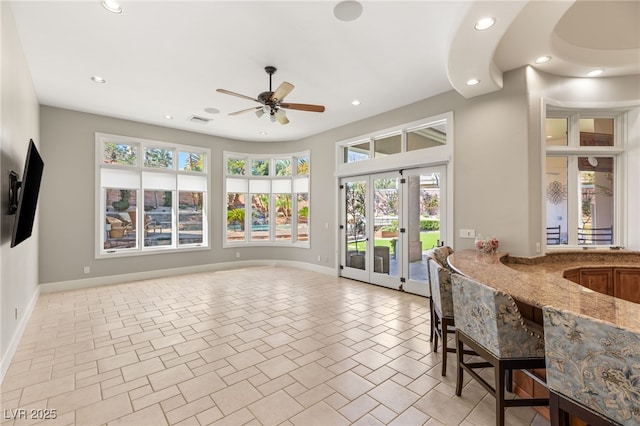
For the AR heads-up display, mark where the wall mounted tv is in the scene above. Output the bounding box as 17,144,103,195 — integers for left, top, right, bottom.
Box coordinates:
9,139,44,248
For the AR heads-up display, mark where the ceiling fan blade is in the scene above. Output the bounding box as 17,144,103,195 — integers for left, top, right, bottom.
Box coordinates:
271,82,294,102
275,112,289,125
280,103,325,113
216,88,260,103
229,106,261,116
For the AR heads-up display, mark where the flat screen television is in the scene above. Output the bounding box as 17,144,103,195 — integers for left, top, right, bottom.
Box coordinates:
9,139,44,248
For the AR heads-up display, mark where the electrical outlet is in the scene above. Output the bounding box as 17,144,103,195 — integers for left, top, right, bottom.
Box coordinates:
84,266,90,274
459,229,476,238
236,252,240,258
536,242,541,253
317,255,321,262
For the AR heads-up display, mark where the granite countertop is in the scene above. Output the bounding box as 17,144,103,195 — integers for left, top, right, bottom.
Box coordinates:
447,249,640,332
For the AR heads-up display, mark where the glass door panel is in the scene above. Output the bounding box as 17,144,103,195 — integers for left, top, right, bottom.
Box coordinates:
370,174,400,288
342,178,369,282
404,167,444,296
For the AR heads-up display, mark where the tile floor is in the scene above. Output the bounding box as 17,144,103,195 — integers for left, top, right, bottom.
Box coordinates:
1,266,549,425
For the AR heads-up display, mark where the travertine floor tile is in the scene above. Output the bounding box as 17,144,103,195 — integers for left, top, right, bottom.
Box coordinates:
0,266,547,425
247,390,304,426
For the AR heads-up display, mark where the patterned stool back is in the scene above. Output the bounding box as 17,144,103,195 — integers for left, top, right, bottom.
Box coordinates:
543,306,640,425
428,258,454,318
451,274,545,359
431,246,454,270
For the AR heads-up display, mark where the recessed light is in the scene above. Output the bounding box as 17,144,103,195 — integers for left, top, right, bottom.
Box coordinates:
351,100,361,106
535,56,551,64
334,1,363,22
163,115,173,120
91,76,106,83
466,78,480,86
474,17,495,31
204,107,220,115
102,0,122,14
587,69,603,77
259,131,267,135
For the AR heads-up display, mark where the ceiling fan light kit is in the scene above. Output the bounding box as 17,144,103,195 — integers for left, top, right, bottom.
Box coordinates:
217,66,325,125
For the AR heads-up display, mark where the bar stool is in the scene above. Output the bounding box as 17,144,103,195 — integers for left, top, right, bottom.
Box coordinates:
543,305,640,426
428,257,456,375
428,257,475,376
427,246,454,343
451,274,549,426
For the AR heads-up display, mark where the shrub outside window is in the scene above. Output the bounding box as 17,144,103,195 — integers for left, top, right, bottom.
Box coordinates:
225,151,309,247
97,133,209,257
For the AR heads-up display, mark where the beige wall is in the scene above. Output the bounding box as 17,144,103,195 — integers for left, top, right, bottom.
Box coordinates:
38,67,640,288
38,107,338,284
1,3,41,378
38,69,531,286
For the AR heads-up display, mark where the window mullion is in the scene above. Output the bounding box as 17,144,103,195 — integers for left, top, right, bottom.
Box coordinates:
566,155,580,245
568,113,580,148
292,189,298,243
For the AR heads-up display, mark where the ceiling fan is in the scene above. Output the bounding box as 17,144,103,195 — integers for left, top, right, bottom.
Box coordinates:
216,66,325,125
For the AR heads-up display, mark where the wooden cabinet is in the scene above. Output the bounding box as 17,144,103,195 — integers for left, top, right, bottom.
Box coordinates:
614,268,640,303
563,268,580,284
579,268,613,296
561,267,640,303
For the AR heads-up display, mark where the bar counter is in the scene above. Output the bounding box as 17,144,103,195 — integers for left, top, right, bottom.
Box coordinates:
447,249,640,331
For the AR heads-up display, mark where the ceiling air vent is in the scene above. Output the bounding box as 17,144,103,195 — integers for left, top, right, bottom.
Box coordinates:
188,115,212,125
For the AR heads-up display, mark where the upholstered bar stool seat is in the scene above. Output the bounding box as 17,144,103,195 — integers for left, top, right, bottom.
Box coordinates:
452,274,549,426
543,306,640,426
428,257,475,376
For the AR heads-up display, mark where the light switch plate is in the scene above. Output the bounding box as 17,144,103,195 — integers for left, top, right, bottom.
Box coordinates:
459,229,476,238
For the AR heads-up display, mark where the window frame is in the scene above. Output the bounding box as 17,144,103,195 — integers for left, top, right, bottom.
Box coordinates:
223,150,310,248
544,109,625,248
336,112,452,177
96,133,210,258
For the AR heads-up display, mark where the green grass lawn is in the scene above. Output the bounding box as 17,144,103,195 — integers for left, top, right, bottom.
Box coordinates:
348,231,440,255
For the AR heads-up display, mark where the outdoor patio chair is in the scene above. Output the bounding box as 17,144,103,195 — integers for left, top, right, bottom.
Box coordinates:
125,211,161,236
546,225,561,245
578,226,613,245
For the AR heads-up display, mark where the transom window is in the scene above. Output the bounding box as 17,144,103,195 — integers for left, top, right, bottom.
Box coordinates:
340,117,448,165
224,151,309,247
96,133,209,257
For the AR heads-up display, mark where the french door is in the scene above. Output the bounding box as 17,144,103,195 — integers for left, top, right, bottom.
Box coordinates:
340,166,446,295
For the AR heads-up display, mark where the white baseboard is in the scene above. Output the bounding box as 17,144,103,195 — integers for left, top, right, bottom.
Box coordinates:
0,284,40,383
39,260,337,294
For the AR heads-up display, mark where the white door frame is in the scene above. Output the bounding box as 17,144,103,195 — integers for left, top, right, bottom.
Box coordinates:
339,165,449,294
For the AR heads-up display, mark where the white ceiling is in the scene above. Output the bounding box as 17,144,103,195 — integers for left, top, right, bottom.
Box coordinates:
8,1,640,142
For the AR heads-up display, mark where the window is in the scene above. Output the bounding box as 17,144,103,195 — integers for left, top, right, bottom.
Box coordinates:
339,115,449,165
97,133,209,256
225,151,309,246
545,113,623,247
344,140,370,163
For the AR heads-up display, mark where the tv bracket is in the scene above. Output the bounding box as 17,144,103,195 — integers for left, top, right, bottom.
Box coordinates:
8,171,21,215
